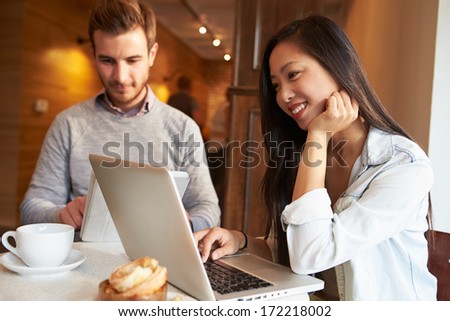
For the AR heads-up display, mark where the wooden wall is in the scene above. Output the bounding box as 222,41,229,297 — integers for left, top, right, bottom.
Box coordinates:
0,0,231,229
0,0,24,228
18,0,100,229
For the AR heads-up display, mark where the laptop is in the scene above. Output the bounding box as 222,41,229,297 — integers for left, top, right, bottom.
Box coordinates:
88,153,324,301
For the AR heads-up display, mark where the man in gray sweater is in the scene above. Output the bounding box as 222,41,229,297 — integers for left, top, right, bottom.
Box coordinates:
20,0,220,232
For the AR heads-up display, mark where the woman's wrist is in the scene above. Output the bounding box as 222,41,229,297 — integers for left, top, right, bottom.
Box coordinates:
238,231,248,250
306,130,330,146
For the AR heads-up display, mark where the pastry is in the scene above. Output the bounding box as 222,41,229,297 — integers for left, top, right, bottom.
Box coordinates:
98,256,167,300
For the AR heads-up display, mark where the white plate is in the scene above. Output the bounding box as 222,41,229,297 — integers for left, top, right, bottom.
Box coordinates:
1,249,86,277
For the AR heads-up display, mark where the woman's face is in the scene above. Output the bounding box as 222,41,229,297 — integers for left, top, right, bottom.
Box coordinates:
269,41,339,130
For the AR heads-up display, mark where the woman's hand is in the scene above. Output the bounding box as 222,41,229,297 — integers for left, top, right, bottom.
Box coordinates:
308,89,359,137
193,227,244,262
291,90,358,201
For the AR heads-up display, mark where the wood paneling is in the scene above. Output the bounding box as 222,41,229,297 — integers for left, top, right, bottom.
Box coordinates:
242,109,268,235
222,89,263,233
0,0,24,228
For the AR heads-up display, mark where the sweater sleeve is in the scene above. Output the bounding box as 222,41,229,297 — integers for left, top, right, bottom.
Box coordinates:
20,114,72,224
178,124,221,231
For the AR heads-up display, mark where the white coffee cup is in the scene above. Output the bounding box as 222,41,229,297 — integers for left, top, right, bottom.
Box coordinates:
1,223,74,268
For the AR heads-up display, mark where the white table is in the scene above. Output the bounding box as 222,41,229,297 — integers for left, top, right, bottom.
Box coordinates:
0,242,194,301
0,242,314,301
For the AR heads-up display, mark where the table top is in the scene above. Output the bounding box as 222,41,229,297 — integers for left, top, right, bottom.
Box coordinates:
0,242,313,301
0,242,195,301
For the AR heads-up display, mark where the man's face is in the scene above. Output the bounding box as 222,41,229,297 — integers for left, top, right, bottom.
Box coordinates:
93,27,158,111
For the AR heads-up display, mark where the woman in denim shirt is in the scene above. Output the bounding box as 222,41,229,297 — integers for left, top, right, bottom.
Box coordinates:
195,15,437,300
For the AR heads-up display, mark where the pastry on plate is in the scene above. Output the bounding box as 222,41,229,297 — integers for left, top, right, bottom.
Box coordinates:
99,256,167,300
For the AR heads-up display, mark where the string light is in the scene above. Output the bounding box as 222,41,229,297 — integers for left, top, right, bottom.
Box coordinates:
181,0,231,61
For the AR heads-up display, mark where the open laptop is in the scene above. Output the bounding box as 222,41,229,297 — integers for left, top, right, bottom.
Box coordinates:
89,153,323,301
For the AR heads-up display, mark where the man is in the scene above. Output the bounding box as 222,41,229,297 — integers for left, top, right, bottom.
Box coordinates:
168,75,202,127
20,0,220,232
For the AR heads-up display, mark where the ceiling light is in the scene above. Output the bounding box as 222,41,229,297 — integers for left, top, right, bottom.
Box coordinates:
180,0,225,60
223,53,231,61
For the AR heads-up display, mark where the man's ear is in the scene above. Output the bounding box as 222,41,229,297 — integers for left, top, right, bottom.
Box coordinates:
90,43,96,59
148,42,159,67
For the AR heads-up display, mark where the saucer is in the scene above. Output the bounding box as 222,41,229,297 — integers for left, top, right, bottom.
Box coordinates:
1,249,86,277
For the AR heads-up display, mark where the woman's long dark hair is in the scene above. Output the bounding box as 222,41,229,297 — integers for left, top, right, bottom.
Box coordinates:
259,15,428,266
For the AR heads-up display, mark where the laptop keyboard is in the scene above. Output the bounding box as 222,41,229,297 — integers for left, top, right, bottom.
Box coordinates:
204,259,273,295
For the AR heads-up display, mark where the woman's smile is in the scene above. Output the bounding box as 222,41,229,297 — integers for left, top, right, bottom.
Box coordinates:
288,102,307,120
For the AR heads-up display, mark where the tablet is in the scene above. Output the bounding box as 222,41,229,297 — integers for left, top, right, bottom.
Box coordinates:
80,170,189,242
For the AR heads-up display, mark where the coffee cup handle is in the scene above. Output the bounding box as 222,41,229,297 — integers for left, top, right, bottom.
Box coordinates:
1,231,20,257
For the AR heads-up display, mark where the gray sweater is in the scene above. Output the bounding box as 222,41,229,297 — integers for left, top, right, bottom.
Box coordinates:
20,93,220,231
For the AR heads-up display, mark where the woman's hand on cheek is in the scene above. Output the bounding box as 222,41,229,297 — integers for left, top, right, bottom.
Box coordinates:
308,90,359,136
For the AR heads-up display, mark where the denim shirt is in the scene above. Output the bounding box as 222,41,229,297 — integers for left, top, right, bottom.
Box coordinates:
281,127,437,300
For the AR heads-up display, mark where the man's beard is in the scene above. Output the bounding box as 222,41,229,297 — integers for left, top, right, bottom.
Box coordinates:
103,79,147,108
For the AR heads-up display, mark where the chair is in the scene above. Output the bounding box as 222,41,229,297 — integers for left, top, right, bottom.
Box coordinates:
428,230,450,300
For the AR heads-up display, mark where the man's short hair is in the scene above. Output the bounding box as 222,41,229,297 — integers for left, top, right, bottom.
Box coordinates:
88,0,157,52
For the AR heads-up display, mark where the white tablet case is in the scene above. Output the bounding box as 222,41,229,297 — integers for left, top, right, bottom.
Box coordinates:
80,170,189,242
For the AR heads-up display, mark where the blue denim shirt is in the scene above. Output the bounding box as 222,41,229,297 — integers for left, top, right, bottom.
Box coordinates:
281,127,437,300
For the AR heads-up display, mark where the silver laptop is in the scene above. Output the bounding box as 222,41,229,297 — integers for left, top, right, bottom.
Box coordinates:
89,153,323,301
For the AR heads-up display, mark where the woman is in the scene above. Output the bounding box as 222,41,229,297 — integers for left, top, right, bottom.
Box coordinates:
194,15,437,300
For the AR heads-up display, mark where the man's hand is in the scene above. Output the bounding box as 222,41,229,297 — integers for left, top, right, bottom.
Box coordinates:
59,196,86,229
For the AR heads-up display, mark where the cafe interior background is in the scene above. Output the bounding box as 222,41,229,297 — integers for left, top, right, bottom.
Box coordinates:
0,0,448,299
